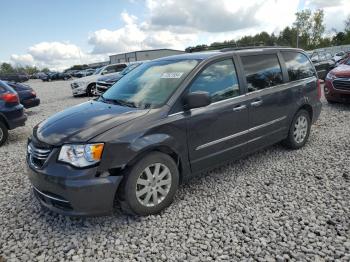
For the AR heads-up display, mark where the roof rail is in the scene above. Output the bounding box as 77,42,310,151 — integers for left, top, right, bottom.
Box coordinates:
186,44,291,53
220,45,290,52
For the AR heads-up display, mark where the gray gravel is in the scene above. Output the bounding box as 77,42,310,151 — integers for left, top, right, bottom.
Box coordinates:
0,79,349,261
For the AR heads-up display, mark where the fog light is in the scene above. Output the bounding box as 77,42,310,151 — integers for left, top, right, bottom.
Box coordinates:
99,171,110,178
324,86,330,95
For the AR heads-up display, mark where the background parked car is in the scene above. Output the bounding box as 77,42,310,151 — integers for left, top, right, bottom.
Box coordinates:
333,51,347,62
6,81,40,109
74,69,96,78
0,80,27,146
71,63,127,96
42,72,71,81
335,52,350,66
324,60,350,104
0,73,29,82
96,62,144,95
308,51,335,79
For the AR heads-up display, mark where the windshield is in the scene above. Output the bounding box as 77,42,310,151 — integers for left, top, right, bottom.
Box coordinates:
121,63,142,75
94,67,103,75
101,59,199,109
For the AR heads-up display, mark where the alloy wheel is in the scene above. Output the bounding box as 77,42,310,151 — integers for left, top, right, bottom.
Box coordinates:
0,128,3,142
293,115,308,144
136,163,172,207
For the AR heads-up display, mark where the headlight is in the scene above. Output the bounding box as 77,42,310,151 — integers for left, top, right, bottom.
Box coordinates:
58,143,104,167
326,72,336,80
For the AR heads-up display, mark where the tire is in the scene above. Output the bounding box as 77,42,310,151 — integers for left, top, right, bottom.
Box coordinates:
282,109,311,149
0,122,8,147
86,84,96,97
326,99,337,104
119,152,179,216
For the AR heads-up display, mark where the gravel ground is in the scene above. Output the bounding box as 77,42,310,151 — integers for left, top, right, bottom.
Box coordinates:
0,79,349,262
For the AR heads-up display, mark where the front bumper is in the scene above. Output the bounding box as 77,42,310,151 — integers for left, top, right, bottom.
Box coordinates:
324,79,350,103
26,153,123,216
71,83,87,95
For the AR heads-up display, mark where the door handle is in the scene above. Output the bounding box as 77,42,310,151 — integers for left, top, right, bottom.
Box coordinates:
233,105,247,112
251,100,263,107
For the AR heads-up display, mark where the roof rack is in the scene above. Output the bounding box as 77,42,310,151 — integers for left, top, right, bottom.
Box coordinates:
186,43,290,53
220,45,290,52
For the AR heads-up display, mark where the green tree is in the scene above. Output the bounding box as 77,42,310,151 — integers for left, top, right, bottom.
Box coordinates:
41,67,50,73
0,63,15,74
310,9,325,48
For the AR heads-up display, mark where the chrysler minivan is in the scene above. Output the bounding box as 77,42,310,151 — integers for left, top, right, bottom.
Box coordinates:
27,47,322,216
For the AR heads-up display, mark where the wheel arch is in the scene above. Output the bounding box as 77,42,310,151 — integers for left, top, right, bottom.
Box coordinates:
298,104,313,121
125,145,184,184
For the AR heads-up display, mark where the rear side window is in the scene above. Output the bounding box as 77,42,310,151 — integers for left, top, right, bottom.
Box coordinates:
189,59,240,102
241,54,283,92
282,52,315,81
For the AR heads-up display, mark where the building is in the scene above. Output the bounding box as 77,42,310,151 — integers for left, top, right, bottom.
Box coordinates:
109,49,185,64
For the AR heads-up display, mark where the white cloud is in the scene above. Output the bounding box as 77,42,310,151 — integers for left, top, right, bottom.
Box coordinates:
10,42,89,71
10,54,35,66
8,0,350,70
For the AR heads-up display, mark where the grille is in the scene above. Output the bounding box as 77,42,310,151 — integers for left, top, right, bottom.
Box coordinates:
333,79,350,91
97,82,112,88
28,142,51,169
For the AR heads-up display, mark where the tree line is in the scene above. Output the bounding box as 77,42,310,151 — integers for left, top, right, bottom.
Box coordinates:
0,63,50,75
186,10,350,52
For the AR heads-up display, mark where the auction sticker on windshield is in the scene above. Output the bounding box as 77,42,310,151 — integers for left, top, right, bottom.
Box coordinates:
160,72,184,79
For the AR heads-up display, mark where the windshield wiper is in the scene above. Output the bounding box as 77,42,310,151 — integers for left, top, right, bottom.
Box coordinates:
109,98,138,108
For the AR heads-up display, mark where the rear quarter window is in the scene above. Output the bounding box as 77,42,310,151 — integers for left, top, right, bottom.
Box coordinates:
282,52,316,81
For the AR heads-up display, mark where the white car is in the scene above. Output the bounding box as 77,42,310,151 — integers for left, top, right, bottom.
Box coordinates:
333,51,346,62
71,63,127,96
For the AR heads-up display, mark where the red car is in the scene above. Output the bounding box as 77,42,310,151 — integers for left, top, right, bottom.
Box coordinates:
324,61,350,103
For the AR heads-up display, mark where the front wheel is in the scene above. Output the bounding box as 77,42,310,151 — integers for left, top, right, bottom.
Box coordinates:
282,109,311,149
119,152,179,216
0,122,9,147
87,84,96,97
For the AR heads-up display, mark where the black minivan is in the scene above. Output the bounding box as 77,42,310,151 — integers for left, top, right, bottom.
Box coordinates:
27,47,322,216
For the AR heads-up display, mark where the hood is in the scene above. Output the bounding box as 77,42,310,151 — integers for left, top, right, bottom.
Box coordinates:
97,72,122,83
331,64,350,77
34,101,149,146
74,74,97,83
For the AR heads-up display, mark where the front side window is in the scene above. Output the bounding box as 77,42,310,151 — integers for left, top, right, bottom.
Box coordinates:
241,54,283,92
102,59,199,109
282,51,315,81
189,59,240,102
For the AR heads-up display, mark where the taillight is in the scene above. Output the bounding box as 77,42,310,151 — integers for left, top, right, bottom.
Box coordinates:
1,92,19,104
317,79,322,100
31,91,36,97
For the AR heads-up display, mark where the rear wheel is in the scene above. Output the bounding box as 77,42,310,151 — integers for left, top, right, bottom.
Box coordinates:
119,152,179,216
0,122,8,147
282,109,311,149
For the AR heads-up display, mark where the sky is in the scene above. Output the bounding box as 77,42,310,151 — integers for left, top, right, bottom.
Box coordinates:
0,0,349,71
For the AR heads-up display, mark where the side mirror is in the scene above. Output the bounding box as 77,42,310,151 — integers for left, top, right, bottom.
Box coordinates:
311,58,318,63
184,91,211,110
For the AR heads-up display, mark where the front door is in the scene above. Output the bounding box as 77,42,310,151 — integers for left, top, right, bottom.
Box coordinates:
186,58,250,172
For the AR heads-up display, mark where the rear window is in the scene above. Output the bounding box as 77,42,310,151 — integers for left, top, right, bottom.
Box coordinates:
0,81,10,93
282,52,315,81
241,54,283,92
